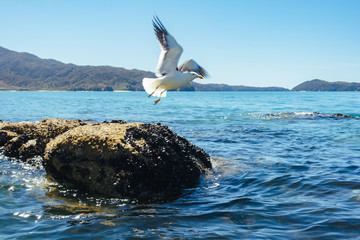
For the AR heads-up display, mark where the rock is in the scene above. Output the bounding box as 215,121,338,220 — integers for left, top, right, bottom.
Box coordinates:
0,118,87,161
44,122,211,201
0,118,211,201
332,113,353,118
0,130,18,146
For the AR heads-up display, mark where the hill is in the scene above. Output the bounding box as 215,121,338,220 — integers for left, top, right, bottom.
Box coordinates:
0,46,155,91
292,79,360,91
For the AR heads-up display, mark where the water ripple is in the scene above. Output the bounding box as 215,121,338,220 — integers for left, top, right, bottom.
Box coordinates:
1,92,360,239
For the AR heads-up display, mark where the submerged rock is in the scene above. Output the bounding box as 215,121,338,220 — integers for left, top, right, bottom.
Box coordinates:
44,122,211,201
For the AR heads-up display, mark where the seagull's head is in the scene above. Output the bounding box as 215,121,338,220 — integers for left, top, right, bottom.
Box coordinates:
181,71,204,81
190,72,203,79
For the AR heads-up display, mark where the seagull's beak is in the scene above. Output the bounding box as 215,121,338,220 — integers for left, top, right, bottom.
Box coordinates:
197,75,203,79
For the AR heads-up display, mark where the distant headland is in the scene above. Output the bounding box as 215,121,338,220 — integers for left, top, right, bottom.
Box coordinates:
291,79,360,91
0,46,359,92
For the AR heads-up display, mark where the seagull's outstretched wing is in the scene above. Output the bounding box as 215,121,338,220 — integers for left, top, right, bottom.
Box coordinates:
153,16,183,77
178,58,208,78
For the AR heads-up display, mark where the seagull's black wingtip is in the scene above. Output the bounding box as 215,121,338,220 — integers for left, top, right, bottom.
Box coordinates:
152,15,167,33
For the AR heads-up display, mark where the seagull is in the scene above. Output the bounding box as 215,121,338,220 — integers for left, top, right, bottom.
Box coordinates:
142,16,208,105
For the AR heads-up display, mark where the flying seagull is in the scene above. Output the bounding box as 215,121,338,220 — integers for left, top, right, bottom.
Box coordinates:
143,16,208,105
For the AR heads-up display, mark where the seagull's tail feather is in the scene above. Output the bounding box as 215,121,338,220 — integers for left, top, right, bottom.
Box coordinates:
142,78,167,97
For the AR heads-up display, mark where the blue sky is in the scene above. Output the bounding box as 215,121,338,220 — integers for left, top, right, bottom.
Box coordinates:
1,0,359,89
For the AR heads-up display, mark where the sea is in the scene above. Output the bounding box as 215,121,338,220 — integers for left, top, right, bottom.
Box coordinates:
0,91,360,239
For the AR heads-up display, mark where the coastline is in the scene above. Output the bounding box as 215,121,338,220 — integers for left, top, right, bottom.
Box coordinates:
0,89,132,92
0,89,359,92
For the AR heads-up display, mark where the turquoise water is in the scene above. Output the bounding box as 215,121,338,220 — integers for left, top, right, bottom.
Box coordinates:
1,91,360,239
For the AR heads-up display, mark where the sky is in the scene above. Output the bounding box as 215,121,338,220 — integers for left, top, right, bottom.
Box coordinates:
1,0,360,89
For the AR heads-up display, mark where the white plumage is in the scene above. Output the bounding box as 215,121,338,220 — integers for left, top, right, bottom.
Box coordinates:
142,16,208,104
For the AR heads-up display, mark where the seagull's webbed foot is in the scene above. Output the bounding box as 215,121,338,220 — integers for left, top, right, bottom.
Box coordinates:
154,89,166,105
154,98,161,105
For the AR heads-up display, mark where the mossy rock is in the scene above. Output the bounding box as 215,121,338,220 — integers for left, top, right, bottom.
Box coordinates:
44,122,211,202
